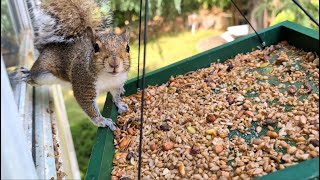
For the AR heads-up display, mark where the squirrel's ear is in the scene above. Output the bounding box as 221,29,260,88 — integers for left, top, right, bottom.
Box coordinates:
86,27,96,45
95,40,102,53
122,27,130,43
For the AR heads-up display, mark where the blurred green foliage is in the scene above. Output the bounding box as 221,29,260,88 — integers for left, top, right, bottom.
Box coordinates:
108,0,319,30
271,0,319,30
70,119,97,178
1,0,15,37
197,0,231,10
1,0,19,48
272,9,296,26
107,0,235,27
252,0,319,30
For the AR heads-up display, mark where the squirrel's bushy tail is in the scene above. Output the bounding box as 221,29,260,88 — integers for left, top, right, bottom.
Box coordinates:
32,0,112,49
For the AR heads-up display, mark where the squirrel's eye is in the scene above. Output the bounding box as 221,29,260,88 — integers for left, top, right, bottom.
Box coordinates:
126,44,130,53
94,43,100,53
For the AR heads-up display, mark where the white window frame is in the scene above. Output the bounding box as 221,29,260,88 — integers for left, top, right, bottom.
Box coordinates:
1,0,80,179
1,56,38,179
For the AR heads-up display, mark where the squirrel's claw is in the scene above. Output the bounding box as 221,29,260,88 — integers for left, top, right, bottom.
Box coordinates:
17,67,31,81
97,117,117,131
117,102,128,114
10,67,31,82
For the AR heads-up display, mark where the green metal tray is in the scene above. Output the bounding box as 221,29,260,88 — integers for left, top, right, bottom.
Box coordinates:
85,21,319,180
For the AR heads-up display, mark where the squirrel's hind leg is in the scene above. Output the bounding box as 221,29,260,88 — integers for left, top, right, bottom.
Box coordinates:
27,68,71,87
18,67,31,81
13,65,55,85
31,72,61,85
11,67,64,87
8,67,32,84
11,67,31,81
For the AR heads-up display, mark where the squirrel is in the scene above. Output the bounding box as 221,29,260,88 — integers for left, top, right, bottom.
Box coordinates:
19,0,131,131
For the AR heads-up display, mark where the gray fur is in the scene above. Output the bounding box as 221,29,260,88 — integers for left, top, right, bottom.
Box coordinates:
24,0,130,131
30,0,113,50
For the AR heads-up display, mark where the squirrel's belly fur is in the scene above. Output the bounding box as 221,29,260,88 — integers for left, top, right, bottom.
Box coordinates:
96,72,128,93
38,73,72,88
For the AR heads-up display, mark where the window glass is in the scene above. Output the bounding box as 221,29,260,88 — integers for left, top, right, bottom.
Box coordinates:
1,0,20,69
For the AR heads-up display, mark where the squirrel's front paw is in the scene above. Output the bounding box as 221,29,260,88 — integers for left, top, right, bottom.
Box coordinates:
14,67,30,81
96,117,117,131
116,102,128,114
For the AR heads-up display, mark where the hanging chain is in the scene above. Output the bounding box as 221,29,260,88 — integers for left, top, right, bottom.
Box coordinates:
291,0,319,27
230,0,266,48
137,0,148,179
136,0,143,88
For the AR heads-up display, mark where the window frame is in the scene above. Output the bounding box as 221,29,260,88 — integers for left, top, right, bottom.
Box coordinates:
1,0,81,179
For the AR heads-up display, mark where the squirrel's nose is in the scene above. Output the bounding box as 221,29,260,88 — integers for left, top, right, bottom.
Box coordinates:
109,62,119,68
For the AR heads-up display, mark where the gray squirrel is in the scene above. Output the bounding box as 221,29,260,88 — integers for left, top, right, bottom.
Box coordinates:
20,0,131,131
